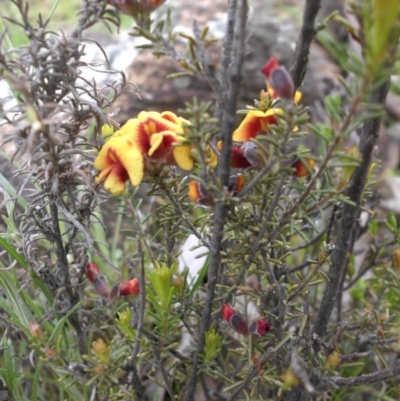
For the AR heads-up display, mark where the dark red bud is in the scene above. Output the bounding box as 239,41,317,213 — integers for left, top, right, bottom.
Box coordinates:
292,158,315,177
230,313,249,335
221,304,249,335
93,276,110,298
249,319,271,337
269,66,294,100
85,263,100,283
228,174,245,193
260,57,280,79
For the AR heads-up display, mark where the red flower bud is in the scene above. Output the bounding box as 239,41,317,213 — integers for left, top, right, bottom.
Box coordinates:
86,263,110,298
221,303,249,335
249,318,271,337
292,158,315,177
110,278,140,300
29,322,42,338
188,182,214,205
221,303,236,321
269,67,294,100
260,57,280,79
228,174,245,193
261,57,294,100
85,263,101,283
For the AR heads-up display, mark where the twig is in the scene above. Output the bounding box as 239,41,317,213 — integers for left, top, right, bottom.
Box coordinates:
151,343,176,401
312,80,391,351
132,240,146,360
235,174,286,286
339,351,371,361
288,260,325,302
162,184,210,248
227,347,275,401
128,240,146,398
183,2,248,400
290,0,322,89
124,195,156,267
324,361,400,389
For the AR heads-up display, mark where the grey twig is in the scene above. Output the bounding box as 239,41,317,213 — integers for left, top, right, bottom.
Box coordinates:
288,259,325,302
290,0,322,89
227,347,275,401
235,174,286,286
323,361,400,390
151,343,176,401
183,2,248,400
312,80,391,351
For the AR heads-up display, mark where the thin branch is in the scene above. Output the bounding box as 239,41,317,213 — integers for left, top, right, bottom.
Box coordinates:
290,0,322,89
227,347,276,401
235,173,285,287
312,80,391,351
152,343,176,401
288,259,325,302
127,237,146,399
183,2,248,400
324,361,400,390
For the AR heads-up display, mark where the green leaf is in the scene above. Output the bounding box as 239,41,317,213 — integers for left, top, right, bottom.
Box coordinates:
0,237,54,303
0,237,27,269
189,254,209,298
31,359,44,401
48,301,82,345
0,271,33,329
386,211,398,233
0,172,27,210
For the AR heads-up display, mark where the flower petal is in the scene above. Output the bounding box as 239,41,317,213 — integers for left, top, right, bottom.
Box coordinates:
294,90,302,104
173,144,194,170
233,110,279,142
118,147,144,186
148,133,165,157
221,303,236,321
231,146,252,168
112,118,138,137
188,181,202,203
260,56,280,79
94,136,144,194
141,113,185,136
149,132,178,159
103,166,129,195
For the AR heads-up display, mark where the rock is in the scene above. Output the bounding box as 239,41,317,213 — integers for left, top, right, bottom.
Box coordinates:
112,0,341,122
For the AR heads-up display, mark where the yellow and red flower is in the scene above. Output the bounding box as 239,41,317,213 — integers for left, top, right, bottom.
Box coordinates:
232,109,282,142
95,111,193,195
94,135,144,195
